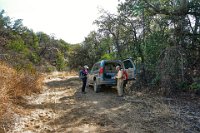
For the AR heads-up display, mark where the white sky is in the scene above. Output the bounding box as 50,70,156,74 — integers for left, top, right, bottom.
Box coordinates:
0,0,118,44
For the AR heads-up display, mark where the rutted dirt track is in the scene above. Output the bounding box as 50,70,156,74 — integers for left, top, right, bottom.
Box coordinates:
9,73,200,133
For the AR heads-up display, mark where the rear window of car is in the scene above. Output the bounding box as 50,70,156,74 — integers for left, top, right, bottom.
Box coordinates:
91,63,100,72
123,60,133,69
104,62,121,73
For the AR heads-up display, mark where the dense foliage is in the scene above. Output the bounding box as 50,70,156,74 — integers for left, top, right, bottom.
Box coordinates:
69,0,200,94
0,10,70,71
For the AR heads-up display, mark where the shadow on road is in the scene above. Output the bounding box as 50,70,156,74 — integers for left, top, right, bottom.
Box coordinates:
12,77,200,133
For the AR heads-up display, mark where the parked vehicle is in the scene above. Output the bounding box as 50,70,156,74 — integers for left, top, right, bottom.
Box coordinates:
88,58,136,92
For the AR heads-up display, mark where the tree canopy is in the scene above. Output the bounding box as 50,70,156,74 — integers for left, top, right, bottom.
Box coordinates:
0,10,71,72
69,0,200,94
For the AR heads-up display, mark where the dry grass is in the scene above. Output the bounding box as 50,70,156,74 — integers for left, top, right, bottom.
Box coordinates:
46,70,78,80
7,73,43,98
56,70,78,76
0,61,44,132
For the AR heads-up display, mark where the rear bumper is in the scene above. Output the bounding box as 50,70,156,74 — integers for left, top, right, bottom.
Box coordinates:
97,78,117,86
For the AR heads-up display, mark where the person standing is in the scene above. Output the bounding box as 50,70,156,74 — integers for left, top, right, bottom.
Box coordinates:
79,65,88,94
115,66,124,97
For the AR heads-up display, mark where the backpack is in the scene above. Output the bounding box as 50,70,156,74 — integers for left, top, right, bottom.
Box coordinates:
79,69,87,79
123,70,128,80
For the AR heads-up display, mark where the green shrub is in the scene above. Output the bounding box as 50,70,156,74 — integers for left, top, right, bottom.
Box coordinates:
56,51,66,71
151,75,161,86
7,39,26,52
177,82,189,90
190,82,200,90
100,53,115,60
46,66,56,72
28,52,40,64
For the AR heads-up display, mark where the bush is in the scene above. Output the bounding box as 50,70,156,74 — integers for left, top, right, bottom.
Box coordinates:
190,82,200,90
46,66,56,72
56,51,66,71
151,75,161,86
100,53,115,60
28,52,40,64
0,61,43,131
7,39,26,52
177,82,189,91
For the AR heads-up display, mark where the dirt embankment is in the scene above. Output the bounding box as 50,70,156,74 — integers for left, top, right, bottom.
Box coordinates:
8,73,200,133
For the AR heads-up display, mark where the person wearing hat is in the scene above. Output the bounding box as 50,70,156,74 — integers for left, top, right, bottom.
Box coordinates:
79,65,89,94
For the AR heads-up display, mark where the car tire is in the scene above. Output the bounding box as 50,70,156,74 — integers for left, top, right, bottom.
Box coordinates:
94,80,100,93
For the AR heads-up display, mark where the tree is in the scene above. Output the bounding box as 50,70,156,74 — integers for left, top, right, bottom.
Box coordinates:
94,10,125,58
0,9,71,71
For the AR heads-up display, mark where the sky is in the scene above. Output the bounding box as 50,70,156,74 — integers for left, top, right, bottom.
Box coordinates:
0,0,119,44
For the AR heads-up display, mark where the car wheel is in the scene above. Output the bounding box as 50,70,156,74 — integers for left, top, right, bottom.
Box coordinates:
94,80,100,93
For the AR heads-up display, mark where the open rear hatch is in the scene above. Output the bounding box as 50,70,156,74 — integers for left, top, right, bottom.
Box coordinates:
123,59,136,80
103,62,121,80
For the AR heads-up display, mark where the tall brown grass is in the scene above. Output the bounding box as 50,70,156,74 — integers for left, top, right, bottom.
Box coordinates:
0,61,43,132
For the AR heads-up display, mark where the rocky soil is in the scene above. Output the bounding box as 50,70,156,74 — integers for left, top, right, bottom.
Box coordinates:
8,73,200,133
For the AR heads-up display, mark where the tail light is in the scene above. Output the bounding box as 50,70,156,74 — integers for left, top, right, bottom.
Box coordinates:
99,67,104,77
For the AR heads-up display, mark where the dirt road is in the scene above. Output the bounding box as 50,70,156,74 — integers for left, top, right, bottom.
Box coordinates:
9,73,200,133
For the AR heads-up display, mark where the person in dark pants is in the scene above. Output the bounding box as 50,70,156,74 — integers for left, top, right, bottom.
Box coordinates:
81,77,87,93
79,65,88,94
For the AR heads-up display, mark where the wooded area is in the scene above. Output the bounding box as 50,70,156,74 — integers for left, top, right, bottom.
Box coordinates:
0,0,200,132
70,0,200,95
0,0,200,94
0,9,70,72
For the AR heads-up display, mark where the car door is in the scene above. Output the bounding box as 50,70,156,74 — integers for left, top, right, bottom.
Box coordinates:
88,64,95,85
123,59,136,80
88,63,99,85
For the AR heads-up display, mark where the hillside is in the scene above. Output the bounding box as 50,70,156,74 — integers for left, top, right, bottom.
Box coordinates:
0,10,72,72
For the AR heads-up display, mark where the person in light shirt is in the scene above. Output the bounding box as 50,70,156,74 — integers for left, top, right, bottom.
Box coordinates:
115,65,124,97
